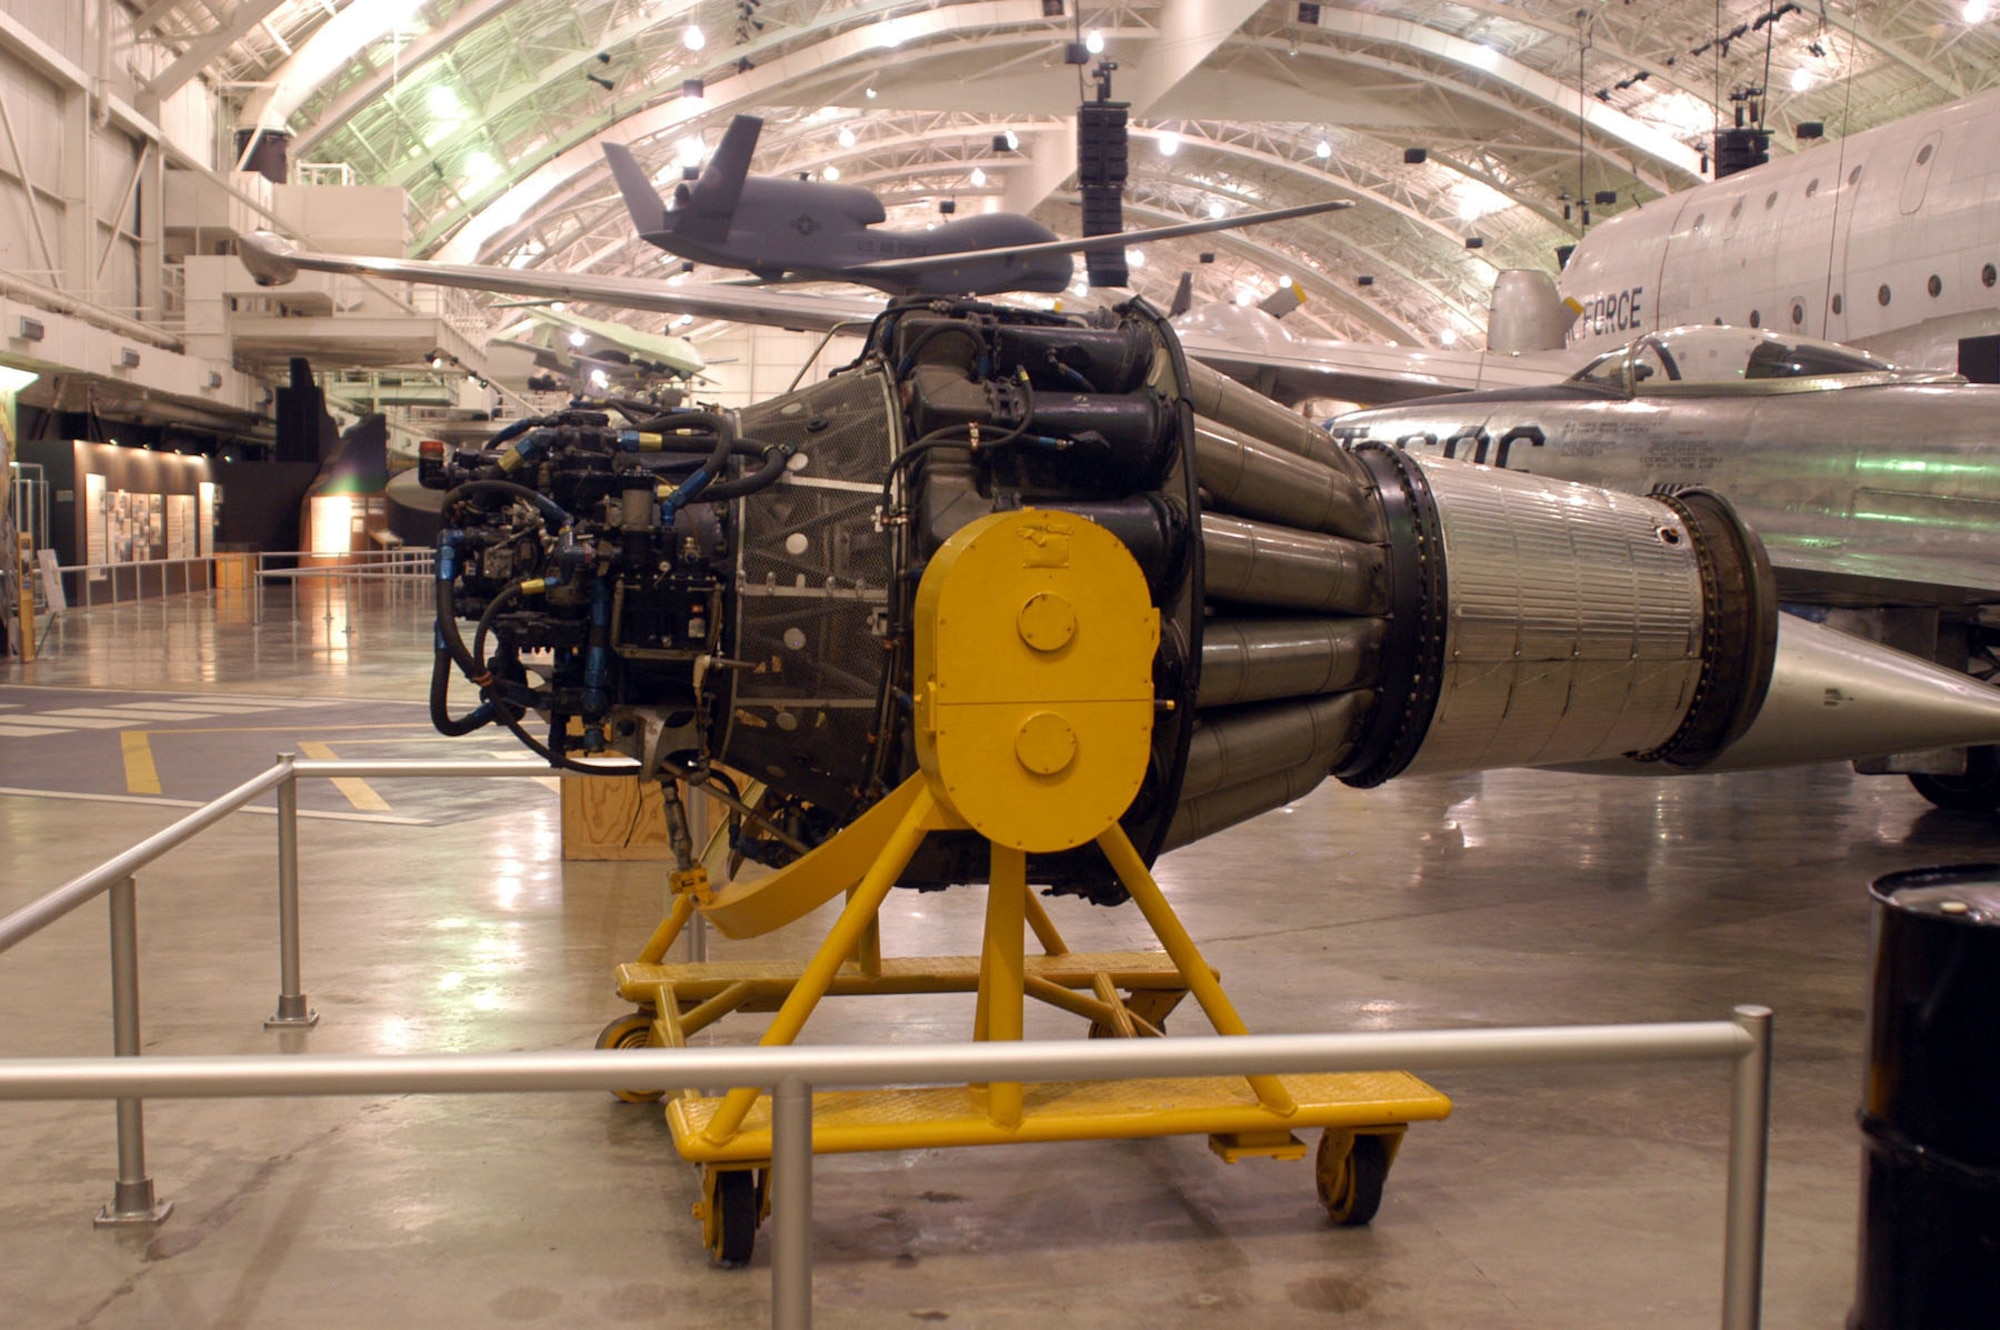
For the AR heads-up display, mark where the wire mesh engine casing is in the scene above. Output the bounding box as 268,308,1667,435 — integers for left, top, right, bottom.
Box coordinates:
722,365,901,816
1408,460,1709,773
1338,447,1777,784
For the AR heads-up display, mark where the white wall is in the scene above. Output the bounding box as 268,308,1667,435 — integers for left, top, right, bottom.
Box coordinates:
689,325,868,408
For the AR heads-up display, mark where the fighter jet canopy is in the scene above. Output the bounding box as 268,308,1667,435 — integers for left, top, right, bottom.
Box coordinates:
1570,327,1932,396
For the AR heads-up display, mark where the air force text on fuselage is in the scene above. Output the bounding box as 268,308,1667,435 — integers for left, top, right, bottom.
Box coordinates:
1569,287,1646,344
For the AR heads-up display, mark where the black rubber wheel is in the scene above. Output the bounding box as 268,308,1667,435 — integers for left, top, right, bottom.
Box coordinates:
594,1012,664,1104
1910,747,2000,812
710,1169,758,1268
1316,1131,1390,1227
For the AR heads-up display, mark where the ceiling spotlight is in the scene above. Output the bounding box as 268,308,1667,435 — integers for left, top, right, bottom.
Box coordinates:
1158,131,1179,157
823,165,841,181
586,72,615,90
1084,29,1104,54
673,314,695,328
1439,327,1459,346
1234,288,1254,306
589,368,611,390
1126,247,1145,268
1965,0,1992,22
865,85,878,99
1072,281,1089,297
682,78,704,101
676,136,705,168
837,126,856,148
1790,65,1814,92
1207,200,1226,219
683,24,706,51
1315,139,1332,159
969,166,987,186
568,330,587,347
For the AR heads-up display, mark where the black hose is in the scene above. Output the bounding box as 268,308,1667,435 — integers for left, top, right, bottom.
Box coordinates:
428,642,493,736
443,479,570,528
472,580,527,669
877,414,1032,511
700,444,791,501
436,579,483,679
488,418,535,448
491,695,643,776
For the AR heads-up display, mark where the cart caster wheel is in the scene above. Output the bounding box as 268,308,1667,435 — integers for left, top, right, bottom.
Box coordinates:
594,1012,664,1104
704,1168,759,1268
1316,1131,1389,1226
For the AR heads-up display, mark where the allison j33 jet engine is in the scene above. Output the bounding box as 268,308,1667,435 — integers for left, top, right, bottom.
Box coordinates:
425,298,1964,899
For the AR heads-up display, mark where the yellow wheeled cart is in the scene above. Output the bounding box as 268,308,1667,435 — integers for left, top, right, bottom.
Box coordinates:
597,509,1451,1265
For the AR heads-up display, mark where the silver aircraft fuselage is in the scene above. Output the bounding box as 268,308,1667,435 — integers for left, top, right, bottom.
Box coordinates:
1332,327,2000,610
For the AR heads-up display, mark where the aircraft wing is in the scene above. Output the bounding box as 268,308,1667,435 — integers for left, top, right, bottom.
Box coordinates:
238,232,885,333
513,306,706,377
1175,325,1578,406
241,230,1580,408
1759,540,2000,610
841,200,1355,280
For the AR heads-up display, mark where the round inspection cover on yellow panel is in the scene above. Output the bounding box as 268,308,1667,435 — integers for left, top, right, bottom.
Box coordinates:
913,510,1159,853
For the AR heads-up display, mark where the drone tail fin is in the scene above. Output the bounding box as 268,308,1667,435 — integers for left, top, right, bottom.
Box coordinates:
603,141,670,237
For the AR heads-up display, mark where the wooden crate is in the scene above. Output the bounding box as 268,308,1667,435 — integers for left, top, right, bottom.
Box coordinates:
559,774,675,861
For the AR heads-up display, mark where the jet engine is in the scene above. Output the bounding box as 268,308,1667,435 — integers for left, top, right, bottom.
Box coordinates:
427,298,1779,901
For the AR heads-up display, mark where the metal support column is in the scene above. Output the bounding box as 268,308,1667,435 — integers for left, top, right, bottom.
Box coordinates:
771,1076,813,1330
1723,1004,1772,1330
94,877,172,1226
266,754,317,1028
684,781,709,964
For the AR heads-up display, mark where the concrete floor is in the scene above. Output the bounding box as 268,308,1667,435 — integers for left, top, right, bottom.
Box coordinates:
2,584,1983,1328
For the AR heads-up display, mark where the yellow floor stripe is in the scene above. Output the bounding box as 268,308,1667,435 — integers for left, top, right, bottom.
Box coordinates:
120,730,162,795
296,740,393,812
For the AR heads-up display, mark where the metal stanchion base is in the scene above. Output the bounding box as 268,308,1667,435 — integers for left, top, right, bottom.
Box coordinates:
264,994,319,1029
94,1181,173,1228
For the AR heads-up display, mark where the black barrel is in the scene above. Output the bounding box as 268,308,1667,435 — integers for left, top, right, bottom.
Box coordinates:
1852,866,2000,1330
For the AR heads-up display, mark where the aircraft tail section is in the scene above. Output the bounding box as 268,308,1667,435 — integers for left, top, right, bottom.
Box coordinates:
1488,270,1574,354
669,114,760,245
603,142,670,236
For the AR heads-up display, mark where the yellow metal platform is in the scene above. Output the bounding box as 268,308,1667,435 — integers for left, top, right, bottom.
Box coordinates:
666,1071,1452,1163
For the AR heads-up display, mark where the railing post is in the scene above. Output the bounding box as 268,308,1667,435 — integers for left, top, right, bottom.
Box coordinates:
94,876,172,1227
1722,1004,1772,1330
266,754,318,1029
771,1076,813,1330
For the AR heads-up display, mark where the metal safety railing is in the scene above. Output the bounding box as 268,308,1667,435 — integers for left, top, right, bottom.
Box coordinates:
0,757,1776,1330
46,547,434,619
61,553,217,608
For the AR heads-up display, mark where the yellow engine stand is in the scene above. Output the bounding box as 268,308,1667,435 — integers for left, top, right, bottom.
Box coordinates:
601,510,1450,1264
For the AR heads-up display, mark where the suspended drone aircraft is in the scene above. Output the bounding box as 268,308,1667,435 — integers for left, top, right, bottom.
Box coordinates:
599,114,1354,296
